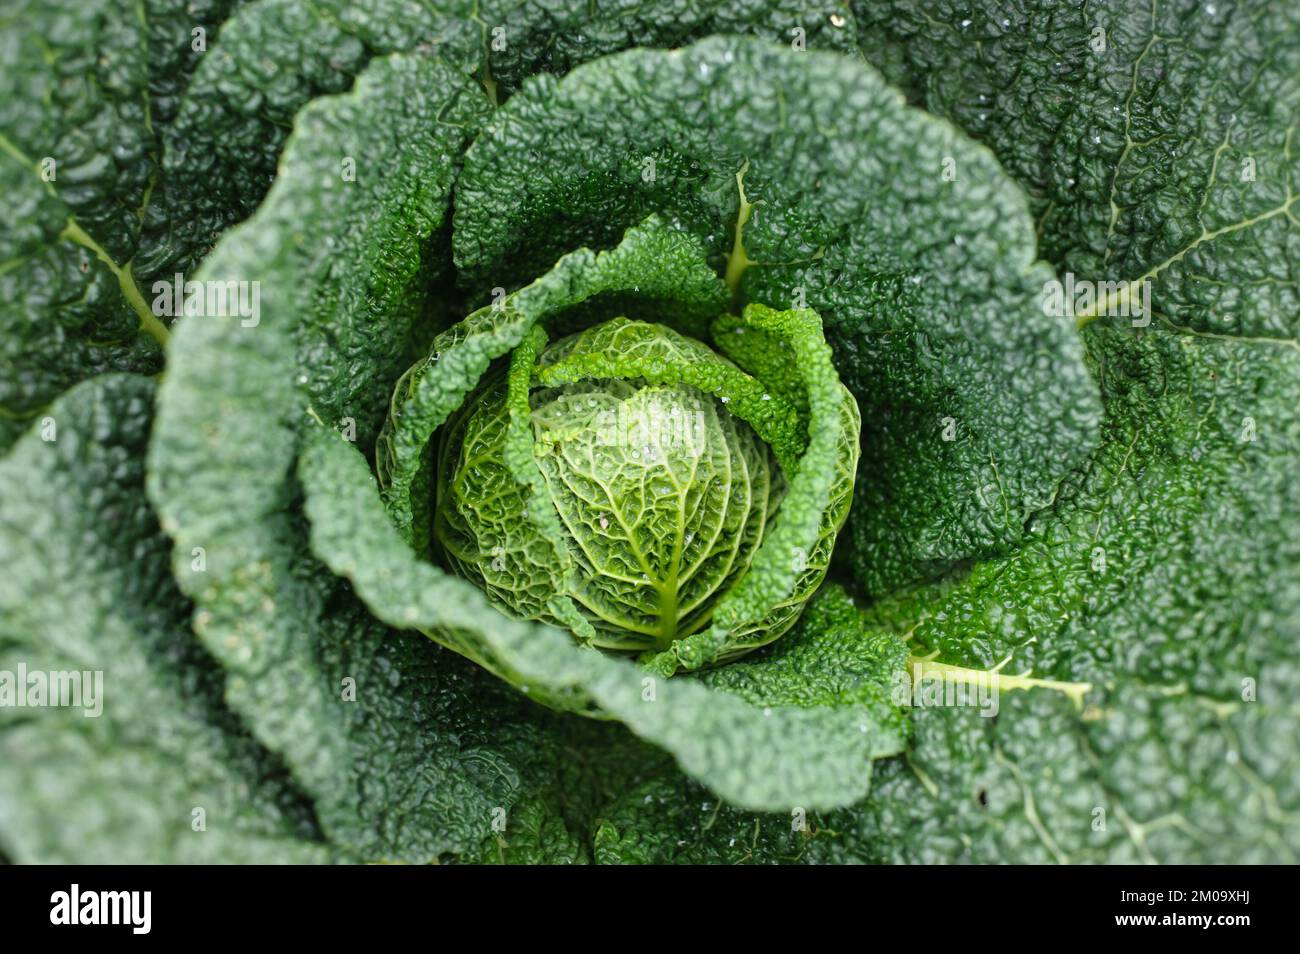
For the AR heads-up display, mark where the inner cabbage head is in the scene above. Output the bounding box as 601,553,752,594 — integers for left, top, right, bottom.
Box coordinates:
436,340,781,653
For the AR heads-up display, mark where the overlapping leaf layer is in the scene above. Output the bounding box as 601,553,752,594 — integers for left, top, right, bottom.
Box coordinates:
1,0,1294,863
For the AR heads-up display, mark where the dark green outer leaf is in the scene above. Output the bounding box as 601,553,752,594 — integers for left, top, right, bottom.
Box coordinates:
147,0,861,293
147,54,585,862
854,0,1300,339
0,0,245,450
0,375,332,863
0,157,162,449
471,0,861,95
878,326,1300,694
595,325,1300,863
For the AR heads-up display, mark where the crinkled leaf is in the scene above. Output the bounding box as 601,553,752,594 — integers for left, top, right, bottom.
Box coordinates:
453,36,1101,593
0,375,331,863
416,295,861,668
594,323,1300,863
149,0,861,286
147,54,583,862
854,0,1300,339
377,215,729,553
0,0,246,449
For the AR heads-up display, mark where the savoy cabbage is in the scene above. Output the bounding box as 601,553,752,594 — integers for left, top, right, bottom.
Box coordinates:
0,0,1296,863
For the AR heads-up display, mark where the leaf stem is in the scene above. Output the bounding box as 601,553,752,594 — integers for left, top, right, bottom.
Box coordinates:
724,159,754,300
